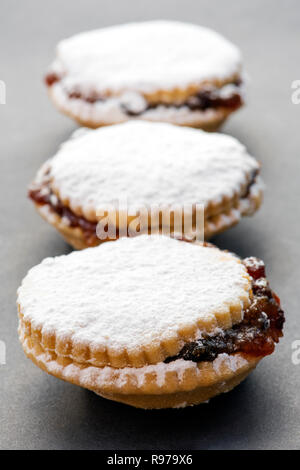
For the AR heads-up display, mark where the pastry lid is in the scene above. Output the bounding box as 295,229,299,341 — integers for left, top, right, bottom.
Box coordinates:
51,20,242,95
47,121,259,220
17,236,252,368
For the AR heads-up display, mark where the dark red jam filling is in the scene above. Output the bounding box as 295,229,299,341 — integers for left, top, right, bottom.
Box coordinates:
44,72,242,114
28,178,99,246
165,258,284,364
45,72,60,87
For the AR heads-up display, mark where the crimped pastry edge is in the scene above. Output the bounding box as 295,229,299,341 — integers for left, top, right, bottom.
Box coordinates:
49,72,241,104
31,177,263,250
19,323,260,409
97,369,254,409
48,81,238,130
30,155,262,229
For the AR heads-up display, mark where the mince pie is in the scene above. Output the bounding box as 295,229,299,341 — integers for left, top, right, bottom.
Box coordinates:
44,21,244,130
17,236,284,409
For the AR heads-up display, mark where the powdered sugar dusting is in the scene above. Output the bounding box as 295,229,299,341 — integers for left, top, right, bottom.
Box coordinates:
213,353,249,374
172,402,188,408
49,121,259,214
18,236,251,353
52,21,241,95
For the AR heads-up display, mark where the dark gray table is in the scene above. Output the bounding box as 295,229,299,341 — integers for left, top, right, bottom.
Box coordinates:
1,0,299,450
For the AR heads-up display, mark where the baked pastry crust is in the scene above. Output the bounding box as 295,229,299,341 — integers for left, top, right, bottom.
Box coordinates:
45,21,243,129
32,179,262,249
19,324,259,408
28,122,263,248
17,236,283,409
48,85,236,131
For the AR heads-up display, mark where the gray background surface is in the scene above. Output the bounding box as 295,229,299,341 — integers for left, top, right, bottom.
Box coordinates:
0,0,299,450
